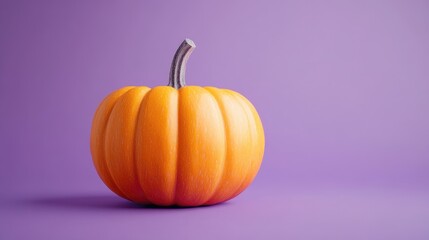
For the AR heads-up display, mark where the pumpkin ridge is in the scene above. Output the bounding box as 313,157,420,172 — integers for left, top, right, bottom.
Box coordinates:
171,87,180,206
228,92,264,199
99,87,135,201
133,87,152,204
174,87,186,206
104,87,145,202
226,91,256,199
134,87,179,206
91,87,133,201
199,86,227,204
174,86,226,206
203,87,229,205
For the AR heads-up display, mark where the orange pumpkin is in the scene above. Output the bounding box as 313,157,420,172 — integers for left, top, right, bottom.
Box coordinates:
90,39,264,206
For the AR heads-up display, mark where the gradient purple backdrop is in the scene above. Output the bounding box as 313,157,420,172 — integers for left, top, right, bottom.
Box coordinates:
1,0,429,239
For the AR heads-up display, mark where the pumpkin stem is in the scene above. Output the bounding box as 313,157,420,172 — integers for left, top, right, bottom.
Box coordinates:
168,38,196,89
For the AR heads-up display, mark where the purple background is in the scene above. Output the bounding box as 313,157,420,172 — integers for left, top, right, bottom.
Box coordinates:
1,0,429,239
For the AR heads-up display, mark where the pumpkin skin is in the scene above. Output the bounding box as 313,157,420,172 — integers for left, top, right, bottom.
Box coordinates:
90,39,264,207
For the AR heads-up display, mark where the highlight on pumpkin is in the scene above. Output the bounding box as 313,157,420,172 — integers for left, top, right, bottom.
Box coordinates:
90,39,265,207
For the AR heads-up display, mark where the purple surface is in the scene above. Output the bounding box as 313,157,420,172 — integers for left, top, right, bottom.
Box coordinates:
1,0,429,239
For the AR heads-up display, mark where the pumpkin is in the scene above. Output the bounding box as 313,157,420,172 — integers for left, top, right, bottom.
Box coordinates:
90,39,264,206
